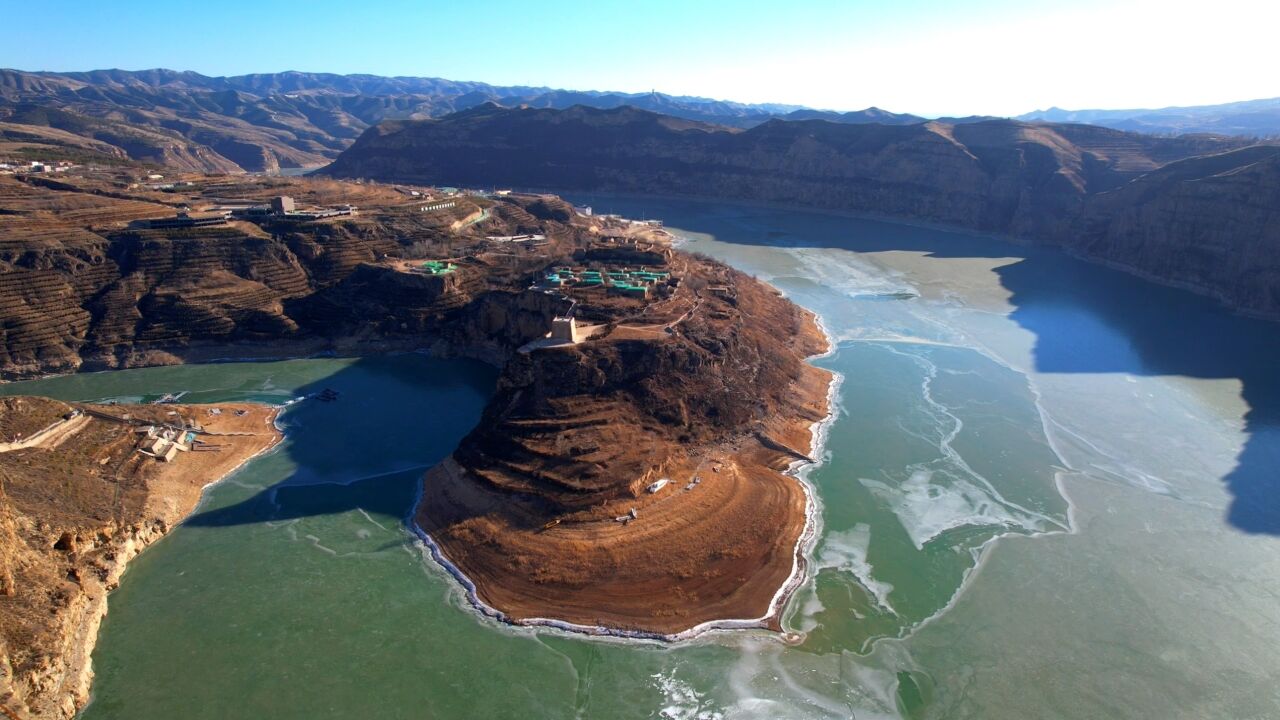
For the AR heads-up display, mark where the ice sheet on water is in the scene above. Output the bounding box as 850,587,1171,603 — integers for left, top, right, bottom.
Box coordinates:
720,639,901,719
861,469,1048,550
790,586,828,631
817,523,896,613
652,671,724,720
783,247,918,301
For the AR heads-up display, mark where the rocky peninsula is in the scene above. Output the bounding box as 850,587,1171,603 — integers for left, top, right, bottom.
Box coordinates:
417,255,832,635
0,397,280,719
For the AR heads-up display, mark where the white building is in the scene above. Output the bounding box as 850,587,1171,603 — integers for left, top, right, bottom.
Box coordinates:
550,317,583,343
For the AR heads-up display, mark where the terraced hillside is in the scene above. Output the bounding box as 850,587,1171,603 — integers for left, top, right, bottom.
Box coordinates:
0,172,584,378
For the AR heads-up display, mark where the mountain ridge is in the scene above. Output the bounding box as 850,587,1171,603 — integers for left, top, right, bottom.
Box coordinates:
1019,97,1280,138
0,67,813,172
5,67,1278,175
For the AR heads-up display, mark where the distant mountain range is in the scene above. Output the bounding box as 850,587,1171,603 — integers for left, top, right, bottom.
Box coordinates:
0,68,820,172
3,68,1277,174
1019,97,1280,138
321,103,1280,319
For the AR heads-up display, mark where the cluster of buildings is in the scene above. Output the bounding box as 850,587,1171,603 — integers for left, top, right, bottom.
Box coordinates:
135,425,196,462
541,265,672,299
145,179,195,191
145,210,232,230
235,195,358,221
590,213,664,228
0,160,76,175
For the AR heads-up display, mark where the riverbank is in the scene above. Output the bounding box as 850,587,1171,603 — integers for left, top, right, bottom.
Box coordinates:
0,401,282,720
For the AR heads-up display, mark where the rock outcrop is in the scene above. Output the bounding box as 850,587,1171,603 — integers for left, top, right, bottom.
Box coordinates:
322,104,1280,318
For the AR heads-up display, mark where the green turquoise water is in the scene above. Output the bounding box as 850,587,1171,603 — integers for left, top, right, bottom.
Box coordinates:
5,197,1280,719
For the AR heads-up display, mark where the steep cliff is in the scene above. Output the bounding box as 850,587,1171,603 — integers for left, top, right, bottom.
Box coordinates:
1067,145,1280,314
322,104,1280,317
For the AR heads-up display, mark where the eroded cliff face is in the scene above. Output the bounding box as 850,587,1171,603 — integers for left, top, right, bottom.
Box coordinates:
324,104,1280,318
1066,146,1280,316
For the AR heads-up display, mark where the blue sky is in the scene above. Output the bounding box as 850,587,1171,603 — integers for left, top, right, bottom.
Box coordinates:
3,0,1276,116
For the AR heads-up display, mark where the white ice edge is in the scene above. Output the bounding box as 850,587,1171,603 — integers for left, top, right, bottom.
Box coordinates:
407,308,842,644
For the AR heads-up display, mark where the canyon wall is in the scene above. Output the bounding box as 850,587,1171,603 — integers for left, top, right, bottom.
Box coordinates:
323,104,1280,317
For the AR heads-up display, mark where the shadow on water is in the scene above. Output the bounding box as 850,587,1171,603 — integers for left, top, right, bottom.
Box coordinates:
995,255,1280,535
185,353,497,529
624,200,1280,536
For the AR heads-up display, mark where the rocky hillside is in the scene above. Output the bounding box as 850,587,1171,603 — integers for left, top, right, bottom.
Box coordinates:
322,104,1280,318
419,251,834,634
455,256,823,510
0,166,844,664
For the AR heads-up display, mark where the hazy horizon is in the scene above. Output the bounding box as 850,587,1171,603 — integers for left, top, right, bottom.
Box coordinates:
4,0,1277,118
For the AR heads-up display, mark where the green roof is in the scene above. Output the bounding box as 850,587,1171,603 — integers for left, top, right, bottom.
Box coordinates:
420,260,457,275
